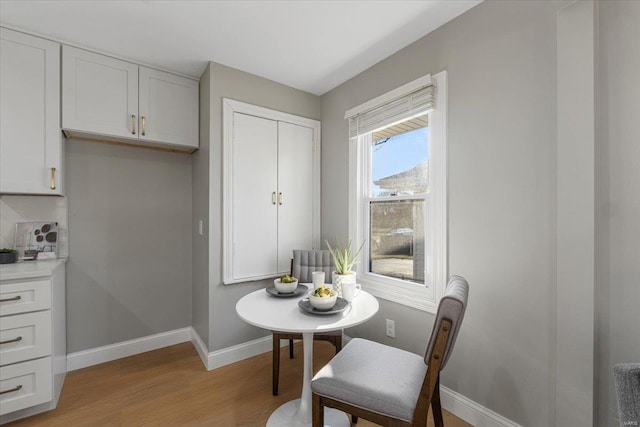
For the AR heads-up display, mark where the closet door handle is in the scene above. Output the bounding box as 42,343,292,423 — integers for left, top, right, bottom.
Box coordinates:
272,192,277,205
131,114,137,134
50,167,56,190
141,116,146,136
278,192,283,205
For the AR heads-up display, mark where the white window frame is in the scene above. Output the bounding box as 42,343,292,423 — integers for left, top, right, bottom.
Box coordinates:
348,71,447,313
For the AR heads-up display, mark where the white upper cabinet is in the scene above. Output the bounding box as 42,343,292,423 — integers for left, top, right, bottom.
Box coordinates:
139,68,198,149
0,28,63,195
223,99,321,284
62,46,138,139
62,46,198,152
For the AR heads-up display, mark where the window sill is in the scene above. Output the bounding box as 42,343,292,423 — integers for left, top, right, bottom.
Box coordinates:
359,274,437,313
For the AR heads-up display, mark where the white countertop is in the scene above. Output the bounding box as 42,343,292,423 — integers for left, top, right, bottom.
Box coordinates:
0,259,66,281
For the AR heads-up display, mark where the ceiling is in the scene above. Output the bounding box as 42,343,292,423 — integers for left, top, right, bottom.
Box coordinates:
0,1,481,95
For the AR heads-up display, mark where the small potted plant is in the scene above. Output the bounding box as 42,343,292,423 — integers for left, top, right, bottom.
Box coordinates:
326,239,365,296
0,248,17,264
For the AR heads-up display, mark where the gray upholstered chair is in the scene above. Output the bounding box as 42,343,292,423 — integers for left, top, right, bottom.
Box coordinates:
272,249,342,396
311,275,469,427
614,363,640,427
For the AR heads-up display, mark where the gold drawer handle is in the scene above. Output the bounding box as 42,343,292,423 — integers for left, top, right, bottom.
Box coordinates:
0,336,22,345
50,167,56,190
0,385,22,395
0,295,21,303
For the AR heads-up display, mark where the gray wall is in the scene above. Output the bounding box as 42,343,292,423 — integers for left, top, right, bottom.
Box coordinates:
322,1,558,426
66,140,192,352
597,1,640,426
204,62,321,350
192,63,212,348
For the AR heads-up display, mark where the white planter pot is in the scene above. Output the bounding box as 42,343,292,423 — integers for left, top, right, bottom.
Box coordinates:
332,271,356,297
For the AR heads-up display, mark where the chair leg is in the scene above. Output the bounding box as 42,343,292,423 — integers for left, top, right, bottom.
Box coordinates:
289,339,295,359
272,334,280,396
313,393,324,427
431,376,444,427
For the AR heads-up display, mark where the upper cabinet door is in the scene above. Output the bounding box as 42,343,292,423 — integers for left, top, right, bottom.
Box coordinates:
0,28,62,195
138,67,198,149
62,46,138,139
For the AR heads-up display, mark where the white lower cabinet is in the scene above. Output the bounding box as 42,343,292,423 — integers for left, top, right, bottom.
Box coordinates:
0,358,52,416
0,261,66,423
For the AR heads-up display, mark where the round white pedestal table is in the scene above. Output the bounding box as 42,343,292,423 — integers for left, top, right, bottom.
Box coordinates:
236,288,379,427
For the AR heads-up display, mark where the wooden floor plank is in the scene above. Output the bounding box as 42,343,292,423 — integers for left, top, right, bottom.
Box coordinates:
7,341,472,426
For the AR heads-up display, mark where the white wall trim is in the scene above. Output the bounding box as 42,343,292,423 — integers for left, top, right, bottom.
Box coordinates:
191,328,290,371
207,335,274,370
441,386,523,427
190,327,210,369
66,327,191,371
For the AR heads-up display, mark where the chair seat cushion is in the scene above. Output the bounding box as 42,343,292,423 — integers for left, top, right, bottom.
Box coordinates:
311,338,427,422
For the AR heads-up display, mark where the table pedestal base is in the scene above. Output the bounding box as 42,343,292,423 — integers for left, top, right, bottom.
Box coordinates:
266,399,350,427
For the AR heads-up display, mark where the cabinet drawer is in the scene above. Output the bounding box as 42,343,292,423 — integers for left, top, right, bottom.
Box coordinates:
0,311,51,366
0,280,51,316
0,357,52,415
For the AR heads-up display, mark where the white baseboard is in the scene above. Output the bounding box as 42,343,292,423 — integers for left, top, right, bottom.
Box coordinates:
66,327,191,371
190,328,292,371
190,327,210,369
441,385,522,427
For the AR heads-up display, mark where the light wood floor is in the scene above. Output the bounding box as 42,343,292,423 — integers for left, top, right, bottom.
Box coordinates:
8,341,472,426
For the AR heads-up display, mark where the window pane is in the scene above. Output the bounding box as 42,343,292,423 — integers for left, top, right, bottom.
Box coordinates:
371,118,428,197
369,200,425,284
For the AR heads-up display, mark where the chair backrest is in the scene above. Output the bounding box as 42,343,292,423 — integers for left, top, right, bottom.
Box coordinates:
614,363,640,426
292,250,334,283
424,275,469,370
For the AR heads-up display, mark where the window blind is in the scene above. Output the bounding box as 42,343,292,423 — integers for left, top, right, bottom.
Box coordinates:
347,83,435,139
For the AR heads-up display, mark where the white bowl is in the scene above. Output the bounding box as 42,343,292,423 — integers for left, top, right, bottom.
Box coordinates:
274,278,298,294
308,289,338,311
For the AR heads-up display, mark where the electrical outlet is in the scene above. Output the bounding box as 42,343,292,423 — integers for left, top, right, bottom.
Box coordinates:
385,319,395,338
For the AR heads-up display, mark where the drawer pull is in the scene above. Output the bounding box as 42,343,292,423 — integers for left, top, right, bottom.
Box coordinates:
50,167,57,190
0,295,21,303
0,336,22,345
0,385,22,395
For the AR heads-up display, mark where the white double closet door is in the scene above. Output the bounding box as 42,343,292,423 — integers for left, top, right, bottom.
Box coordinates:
231,112,314,280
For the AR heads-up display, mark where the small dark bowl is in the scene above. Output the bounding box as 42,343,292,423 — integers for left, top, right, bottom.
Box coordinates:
0,251,17,264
